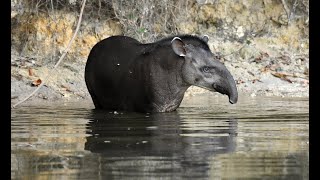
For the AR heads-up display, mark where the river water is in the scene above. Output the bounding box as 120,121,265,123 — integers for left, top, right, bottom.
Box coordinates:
11,94,309,179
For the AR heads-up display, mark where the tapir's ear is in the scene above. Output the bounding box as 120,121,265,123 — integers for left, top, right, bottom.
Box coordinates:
171,37,186,57
202,35,209,43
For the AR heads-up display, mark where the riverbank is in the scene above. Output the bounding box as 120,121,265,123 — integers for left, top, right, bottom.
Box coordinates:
11,0,309,107
11,52,308,107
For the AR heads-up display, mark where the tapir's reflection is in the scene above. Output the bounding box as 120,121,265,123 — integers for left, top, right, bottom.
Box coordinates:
84,110,237,178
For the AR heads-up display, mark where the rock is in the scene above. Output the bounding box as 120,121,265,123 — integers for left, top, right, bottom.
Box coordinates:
196,0,217,5
236,26,245,38
239,46,261,60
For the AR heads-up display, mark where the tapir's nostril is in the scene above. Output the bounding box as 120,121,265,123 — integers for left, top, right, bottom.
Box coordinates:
228,94,238,104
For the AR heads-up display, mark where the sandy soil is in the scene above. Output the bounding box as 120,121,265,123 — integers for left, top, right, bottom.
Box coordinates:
11,0,309,107
11,52,308,108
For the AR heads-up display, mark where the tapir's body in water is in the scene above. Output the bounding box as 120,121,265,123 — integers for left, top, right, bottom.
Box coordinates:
85,35,238,112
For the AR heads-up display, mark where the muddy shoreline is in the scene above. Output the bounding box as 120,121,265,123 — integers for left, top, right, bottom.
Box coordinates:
11,55,308,108
11,0,309,107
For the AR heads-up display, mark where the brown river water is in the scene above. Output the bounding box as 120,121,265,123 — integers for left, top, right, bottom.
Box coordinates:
11,94,309,179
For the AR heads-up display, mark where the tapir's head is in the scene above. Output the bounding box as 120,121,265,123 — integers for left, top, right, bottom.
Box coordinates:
171,36,238,104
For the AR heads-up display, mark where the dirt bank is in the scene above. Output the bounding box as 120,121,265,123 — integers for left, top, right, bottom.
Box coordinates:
11,50,308,107
11,0,309,107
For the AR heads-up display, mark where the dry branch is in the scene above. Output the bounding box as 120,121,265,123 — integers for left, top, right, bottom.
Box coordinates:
281,0,291,24
12,0,87,108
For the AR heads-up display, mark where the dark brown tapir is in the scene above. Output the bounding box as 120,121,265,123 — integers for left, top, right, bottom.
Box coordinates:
85,35,238,112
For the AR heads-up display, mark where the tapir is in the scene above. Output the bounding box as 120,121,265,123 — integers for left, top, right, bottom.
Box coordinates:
85,35,238,112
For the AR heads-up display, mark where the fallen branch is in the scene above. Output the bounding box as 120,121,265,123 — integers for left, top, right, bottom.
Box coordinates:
281,0,291,24
12,0,87,108
270,71,309,84
271,72,292,83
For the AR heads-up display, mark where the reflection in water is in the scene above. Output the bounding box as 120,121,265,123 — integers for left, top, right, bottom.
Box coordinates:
83,110,237,179
11,95,309,179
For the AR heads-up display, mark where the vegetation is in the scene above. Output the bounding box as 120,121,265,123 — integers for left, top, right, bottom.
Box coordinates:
12,0,308,43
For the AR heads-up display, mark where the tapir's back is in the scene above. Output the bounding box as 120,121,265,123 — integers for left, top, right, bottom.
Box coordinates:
86,36,142,75
85,36,146,110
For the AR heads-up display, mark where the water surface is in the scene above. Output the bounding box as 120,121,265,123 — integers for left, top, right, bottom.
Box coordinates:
11,94,309,179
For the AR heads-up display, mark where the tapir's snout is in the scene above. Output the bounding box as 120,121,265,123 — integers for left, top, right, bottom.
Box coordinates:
213,80,238,104
228,91,238,104
227,74,238,104
211,65,238,104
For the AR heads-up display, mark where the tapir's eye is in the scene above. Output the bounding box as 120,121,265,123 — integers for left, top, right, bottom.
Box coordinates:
202,66,211,73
